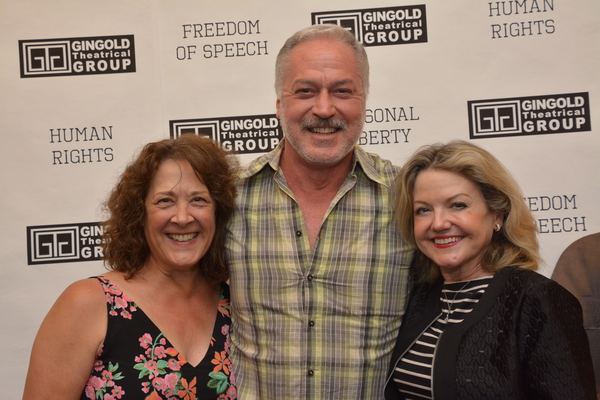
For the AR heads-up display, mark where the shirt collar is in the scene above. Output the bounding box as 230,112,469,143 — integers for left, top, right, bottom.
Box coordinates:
238,139,387,186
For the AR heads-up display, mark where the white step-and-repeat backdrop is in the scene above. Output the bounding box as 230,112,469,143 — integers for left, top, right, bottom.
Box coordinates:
1,0,598,397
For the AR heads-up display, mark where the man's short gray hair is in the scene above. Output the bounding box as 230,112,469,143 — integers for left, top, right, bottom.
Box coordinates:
274,24,370,99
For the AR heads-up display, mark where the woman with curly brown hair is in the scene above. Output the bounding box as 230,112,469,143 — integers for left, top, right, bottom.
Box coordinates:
384,140,595,400
23,134,238,400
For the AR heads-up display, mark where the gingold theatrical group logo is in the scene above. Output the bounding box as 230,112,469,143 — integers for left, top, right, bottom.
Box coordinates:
468,92,591,139
19,34,136,78
170,114,283,154
27,222,104,265
312,4,427,46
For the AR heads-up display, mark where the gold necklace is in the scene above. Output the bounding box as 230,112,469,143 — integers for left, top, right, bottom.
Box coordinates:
442,280,471,323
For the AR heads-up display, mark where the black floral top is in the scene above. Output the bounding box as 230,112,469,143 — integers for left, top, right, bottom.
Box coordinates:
80,276,236,400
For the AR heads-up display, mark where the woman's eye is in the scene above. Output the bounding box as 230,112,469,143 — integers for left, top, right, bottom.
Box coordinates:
154,198,173,206
452,202,467,210
415,207,429,215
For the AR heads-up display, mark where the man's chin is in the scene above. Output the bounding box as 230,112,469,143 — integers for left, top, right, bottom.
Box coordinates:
284,133,357,166
299,147,354,167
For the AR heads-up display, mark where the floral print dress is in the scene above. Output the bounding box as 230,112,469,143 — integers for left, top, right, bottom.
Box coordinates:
81,276,236,400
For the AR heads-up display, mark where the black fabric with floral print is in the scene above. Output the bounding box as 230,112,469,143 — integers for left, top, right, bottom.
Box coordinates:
80,276,236,400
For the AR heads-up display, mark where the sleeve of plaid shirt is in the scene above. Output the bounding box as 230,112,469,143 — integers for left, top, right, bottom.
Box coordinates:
226,144,413,400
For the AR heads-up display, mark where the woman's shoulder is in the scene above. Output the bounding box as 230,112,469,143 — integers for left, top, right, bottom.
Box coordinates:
500,267,580,305
503,266,559,286
61,272,126,299
43,278,107,328
58,272,134,313
59,276,106,304
496,266,552,285
36,276,108,353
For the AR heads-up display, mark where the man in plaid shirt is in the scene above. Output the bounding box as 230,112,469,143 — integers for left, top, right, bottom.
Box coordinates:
226,24,413,399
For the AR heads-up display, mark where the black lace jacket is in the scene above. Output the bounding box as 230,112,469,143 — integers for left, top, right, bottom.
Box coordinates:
384,266,596,400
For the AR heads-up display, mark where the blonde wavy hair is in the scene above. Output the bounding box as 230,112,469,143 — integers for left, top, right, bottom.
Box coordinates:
394,140,540,284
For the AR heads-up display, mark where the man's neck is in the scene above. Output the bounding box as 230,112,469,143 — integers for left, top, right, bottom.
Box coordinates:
279,144,354,194
279,143,355,249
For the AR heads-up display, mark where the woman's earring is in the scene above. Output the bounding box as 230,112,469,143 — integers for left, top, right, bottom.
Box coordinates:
494,223,501,232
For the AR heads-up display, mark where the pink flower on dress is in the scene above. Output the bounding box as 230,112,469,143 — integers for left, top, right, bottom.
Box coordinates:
144,360,159,378
167,358,181,371
229,364,236,386
93,359,104,372
152,376,166,391
111,386,125,399
224,334,231,352
221,324,230,336
154,346,167,359
101,370,113,383
90,376,107,390
145,347,154,358
84,384,95,400
114,296,128,309
164,373,179,392
106,285,122,296
226,385,237,398
139,333,152,349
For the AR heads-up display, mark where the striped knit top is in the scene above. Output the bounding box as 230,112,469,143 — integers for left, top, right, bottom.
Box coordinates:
391,275,493,400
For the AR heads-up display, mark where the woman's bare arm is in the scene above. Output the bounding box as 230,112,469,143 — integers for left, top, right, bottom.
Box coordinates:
22,278,107,400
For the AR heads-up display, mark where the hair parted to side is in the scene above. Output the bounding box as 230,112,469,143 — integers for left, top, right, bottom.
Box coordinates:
274,24,370,99
394,140,540,284
101,134,237,283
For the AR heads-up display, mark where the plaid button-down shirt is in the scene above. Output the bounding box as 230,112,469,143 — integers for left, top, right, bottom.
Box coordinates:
226,142,413,399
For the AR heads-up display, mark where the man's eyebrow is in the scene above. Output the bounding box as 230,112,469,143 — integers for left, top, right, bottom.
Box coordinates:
292,79,316,86
292,78,355,86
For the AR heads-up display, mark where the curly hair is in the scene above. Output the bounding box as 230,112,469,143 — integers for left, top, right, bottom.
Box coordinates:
101,134,237,283
394,140,540,284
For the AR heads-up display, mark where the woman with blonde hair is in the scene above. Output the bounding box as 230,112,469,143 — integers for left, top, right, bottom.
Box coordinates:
385,140,595,399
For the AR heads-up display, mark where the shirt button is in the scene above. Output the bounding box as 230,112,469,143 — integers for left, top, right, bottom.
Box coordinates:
309,320,315,327
308,369,314,377
307,274,313,281
296,230,302,237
